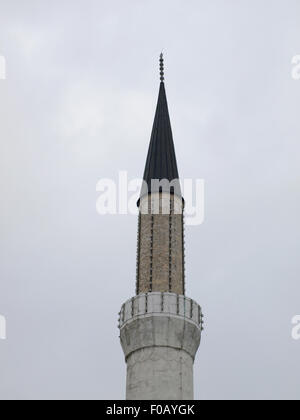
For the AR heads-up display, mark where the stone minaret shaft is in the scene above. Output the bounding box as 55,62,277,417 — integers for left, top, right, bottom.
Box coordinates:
119,55,203,400
136,193,185,295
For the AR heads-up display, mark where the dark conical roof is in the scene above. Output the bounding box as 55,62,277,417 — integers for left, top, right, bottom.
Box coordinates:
140,80,181,199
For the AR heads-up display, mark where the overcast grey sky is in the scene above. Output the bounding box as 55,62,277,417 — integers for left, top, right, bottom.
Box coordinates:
0,0,300,400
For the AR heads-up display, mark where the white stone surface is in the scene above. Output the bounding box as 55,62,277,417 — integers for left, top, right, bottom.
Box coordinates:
119,293,203,329
119,293,203,400
139,193,183,215
126,347,194,400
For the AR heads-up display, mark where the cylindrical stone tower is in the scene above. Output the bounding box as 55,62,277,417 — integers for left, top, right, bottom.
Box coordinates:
119,55,203,400
137,193,185,295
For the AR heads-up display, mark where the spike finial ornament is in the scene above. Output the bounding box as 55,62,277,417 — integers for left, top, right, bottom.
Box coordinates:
159,53,164,82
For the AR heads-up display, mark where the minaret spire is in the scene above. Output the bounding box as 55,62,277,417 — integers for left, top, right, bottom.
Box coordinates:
140,53,181,200
159,52,164,82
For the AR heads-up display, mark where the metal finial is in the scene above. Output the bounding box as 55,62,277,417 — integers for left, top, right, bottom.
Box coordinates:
159,53,164,82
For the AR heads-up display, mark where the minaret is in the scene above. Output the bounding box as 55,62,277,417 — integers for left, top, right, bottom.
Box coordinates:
119,55,203,400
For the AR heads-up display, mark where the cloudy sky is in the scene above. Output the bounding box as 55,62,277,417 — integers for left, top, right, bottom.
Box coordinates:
0,0,300,400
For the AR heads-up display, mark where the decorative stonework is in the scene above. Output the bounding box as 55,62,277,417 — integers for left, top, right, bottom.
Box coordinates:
136,193,185,295
119,293,203,394
119,292,204,330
